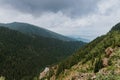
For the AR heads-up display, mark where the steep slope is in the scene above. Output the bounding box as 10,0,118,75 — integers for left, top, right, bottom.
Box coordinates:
111,22,120,31
47,23,120,80
0,22,76,41
0,27,85,80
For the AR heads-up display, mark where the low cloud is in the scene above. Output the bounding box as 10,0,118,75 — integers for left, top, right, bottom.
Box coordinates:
0,0,99,17
0,0,120,40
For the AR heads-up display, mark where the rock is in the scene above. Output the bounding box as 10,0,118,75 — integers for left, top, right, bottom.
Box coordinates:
105,47,113,57
39,67,50,80
91,75,96,80
102,58,109,67
98,68,110,75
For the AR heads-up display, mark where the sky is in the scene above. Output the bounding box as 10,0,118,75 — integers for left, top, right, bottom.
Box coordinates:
0,0,120,40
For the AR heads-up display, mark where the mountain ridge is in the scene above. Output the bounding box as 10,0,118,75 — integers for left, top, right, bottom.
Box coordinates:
111,23,120,31
0,22,77,41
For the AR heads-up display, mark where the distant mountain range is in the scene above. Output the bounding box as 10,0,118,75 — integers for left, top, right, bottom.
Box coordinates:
69,36,90,42
0,22,77,41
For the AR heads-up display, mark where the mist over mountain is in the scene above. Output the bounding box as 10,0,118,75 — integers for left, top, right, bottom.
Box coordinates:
68,35,90,42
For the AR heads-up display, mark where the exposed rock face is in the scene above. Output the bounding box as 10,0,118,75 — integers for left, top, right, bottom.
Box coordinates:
105,47,113,57
102,58,109,67
101,47,114,67
39,67,50,80
91,74,96,80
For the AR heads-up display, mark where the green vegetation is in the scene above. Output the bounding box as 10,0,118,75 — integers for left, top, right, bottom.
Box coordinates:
0,27,85,80
95,48,120,80
94,57,103,73
0,76,5,80
111,22,120,31
0,22,76,41
56,23,120,78
96,73,120,80
1,22,120,80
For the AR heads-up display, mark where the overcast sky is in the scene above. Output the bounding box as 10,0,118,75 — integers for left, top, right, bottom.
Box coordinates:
0,0,120,40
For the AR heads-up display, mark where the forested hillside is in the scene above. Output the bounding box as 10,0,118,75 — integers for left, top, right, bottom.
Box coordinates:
0,27,85,80
0,22,76,41
47,23,120,80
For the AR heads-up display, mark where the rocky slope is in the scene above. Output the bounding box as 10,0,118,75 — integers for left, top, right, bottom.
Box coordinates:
41,23,120,80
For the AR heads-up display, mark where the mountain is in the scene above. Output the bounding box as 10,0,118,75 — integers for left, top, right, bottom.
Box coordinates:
75,37,90,42
44,23,120,80
0,22,76,41
111,22,120,31
0,26,85,80
69,36,90,42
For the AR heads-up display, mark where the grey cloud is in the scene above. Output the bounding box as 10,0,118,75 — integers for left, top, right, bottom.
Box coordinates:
1,0,100,17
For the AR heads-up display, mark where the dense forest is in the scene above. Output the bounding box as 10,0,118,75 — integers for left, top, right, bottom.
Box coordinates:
0,27,85,80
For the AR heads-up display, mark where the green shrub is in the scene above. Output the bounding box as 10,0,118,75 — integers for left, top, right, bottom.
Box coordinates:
94,58,103,73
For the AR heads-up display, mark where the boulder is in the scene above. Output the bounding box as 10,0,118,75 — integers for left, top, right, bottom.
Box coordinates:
39,67,50,80
102,58,109,67
105,47,113,57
